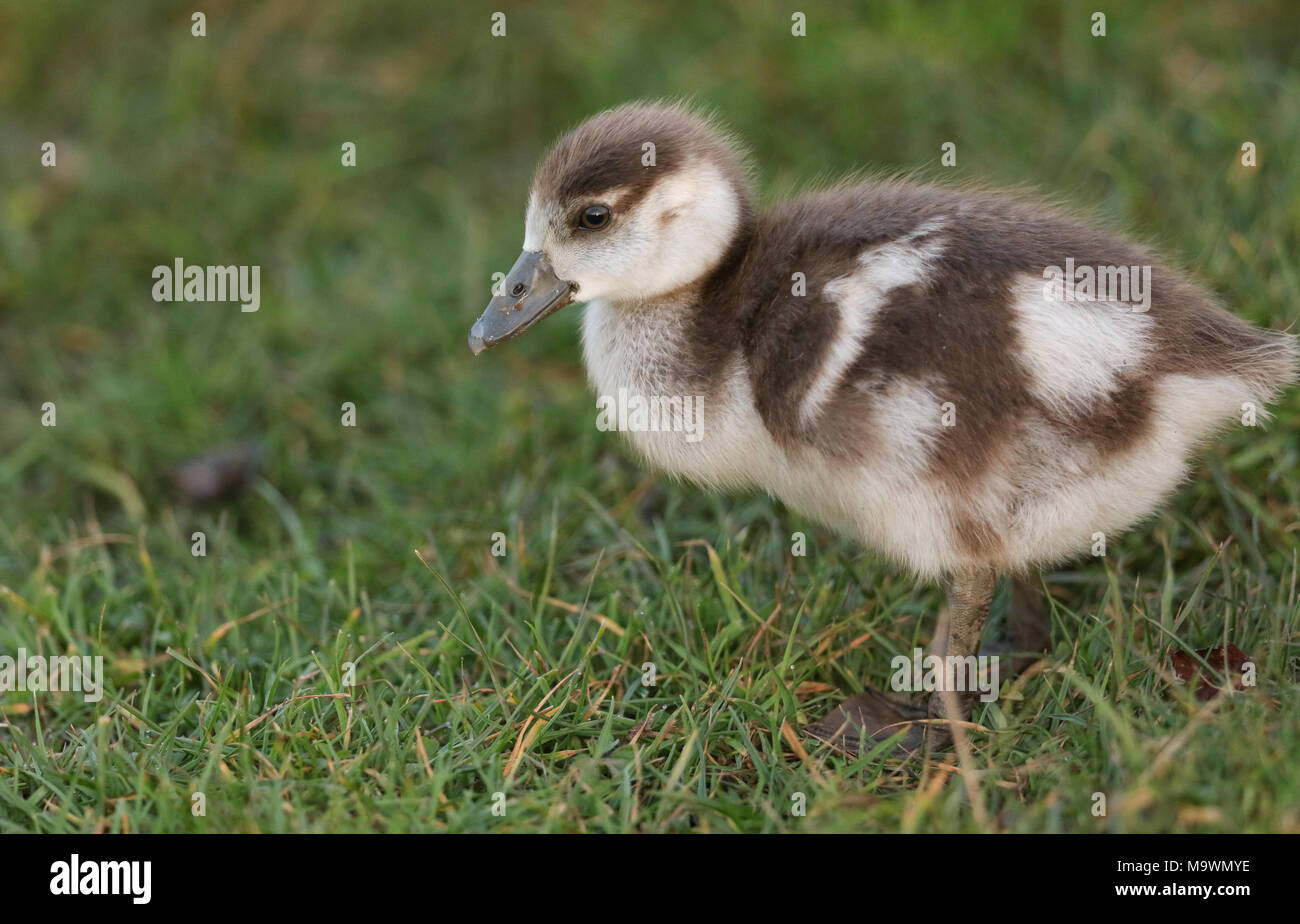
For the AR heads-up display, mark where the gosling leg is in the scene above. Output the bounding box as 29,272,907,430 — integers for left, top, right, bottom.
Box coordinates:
924,567,998,753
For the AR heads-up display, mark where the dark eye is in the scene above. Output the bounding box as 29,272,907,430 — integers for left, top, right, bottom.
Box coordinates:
579,204,611,231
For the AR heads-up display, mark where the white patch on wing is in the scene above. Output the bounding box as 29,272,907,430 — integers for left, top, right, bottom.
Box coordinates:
857,375,946,476
800,225,946,426
1009,274,1154,416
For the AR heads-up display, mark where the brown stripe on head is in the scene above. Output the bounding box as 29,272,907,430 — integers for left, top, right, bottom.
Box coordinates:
532,101,753,216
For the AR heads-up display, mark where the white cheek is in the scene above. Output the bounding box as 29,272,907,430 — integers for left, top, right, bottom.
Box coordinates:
529,160,742,303
638,163,740,294
563,236,655,302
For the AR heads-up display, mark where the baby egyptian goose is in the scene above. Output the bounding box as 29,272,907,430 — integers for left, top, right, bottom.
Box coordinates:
469,101,1297,754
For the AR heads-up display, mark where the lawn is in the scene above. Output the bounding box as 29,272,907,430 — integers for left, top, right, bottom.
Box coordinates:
0,0,1297,833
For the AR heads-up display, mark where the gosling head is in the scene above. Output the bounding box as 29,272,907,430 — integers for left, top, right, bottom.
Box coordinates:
469,101,753,354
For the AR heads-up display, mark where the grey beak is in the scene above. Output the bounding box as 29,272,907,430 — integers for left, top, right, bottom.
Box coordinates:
468,251,576,355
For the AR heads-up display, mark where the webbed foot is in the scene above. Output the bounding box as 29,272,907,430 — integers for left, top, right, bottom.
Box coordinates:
804,687,926,757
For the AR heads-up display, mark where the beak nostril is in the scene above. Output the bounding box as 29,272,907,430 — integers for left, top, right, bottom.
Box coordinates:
471,250,573,350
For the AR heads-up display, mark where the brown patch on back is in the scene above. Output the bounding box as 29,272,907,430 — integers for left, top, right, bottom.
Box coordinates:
728,183,1053,471
744,277,851,453
675,226,758,396
723,178,1295,489
728,186,938,454
1039,374,1154,457
857,281,1033,485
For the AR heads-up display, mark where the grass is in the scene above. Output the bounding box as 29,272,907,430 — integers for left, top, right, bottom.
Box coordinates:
0,0,1297,833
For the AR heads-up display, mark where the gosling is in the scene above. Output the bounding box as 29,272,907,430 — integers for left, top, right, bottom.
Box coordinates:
469,101,1297,755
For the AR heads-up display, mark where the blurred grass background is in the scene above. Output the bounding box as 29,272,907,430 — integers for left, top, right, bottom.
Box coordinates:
0,0,1297,832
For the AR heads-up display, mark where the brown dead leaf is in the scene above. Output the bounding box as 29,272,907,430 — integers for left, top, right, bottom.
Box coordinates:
1169,644,1250,701
793,681,835,698
173,442,262,503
